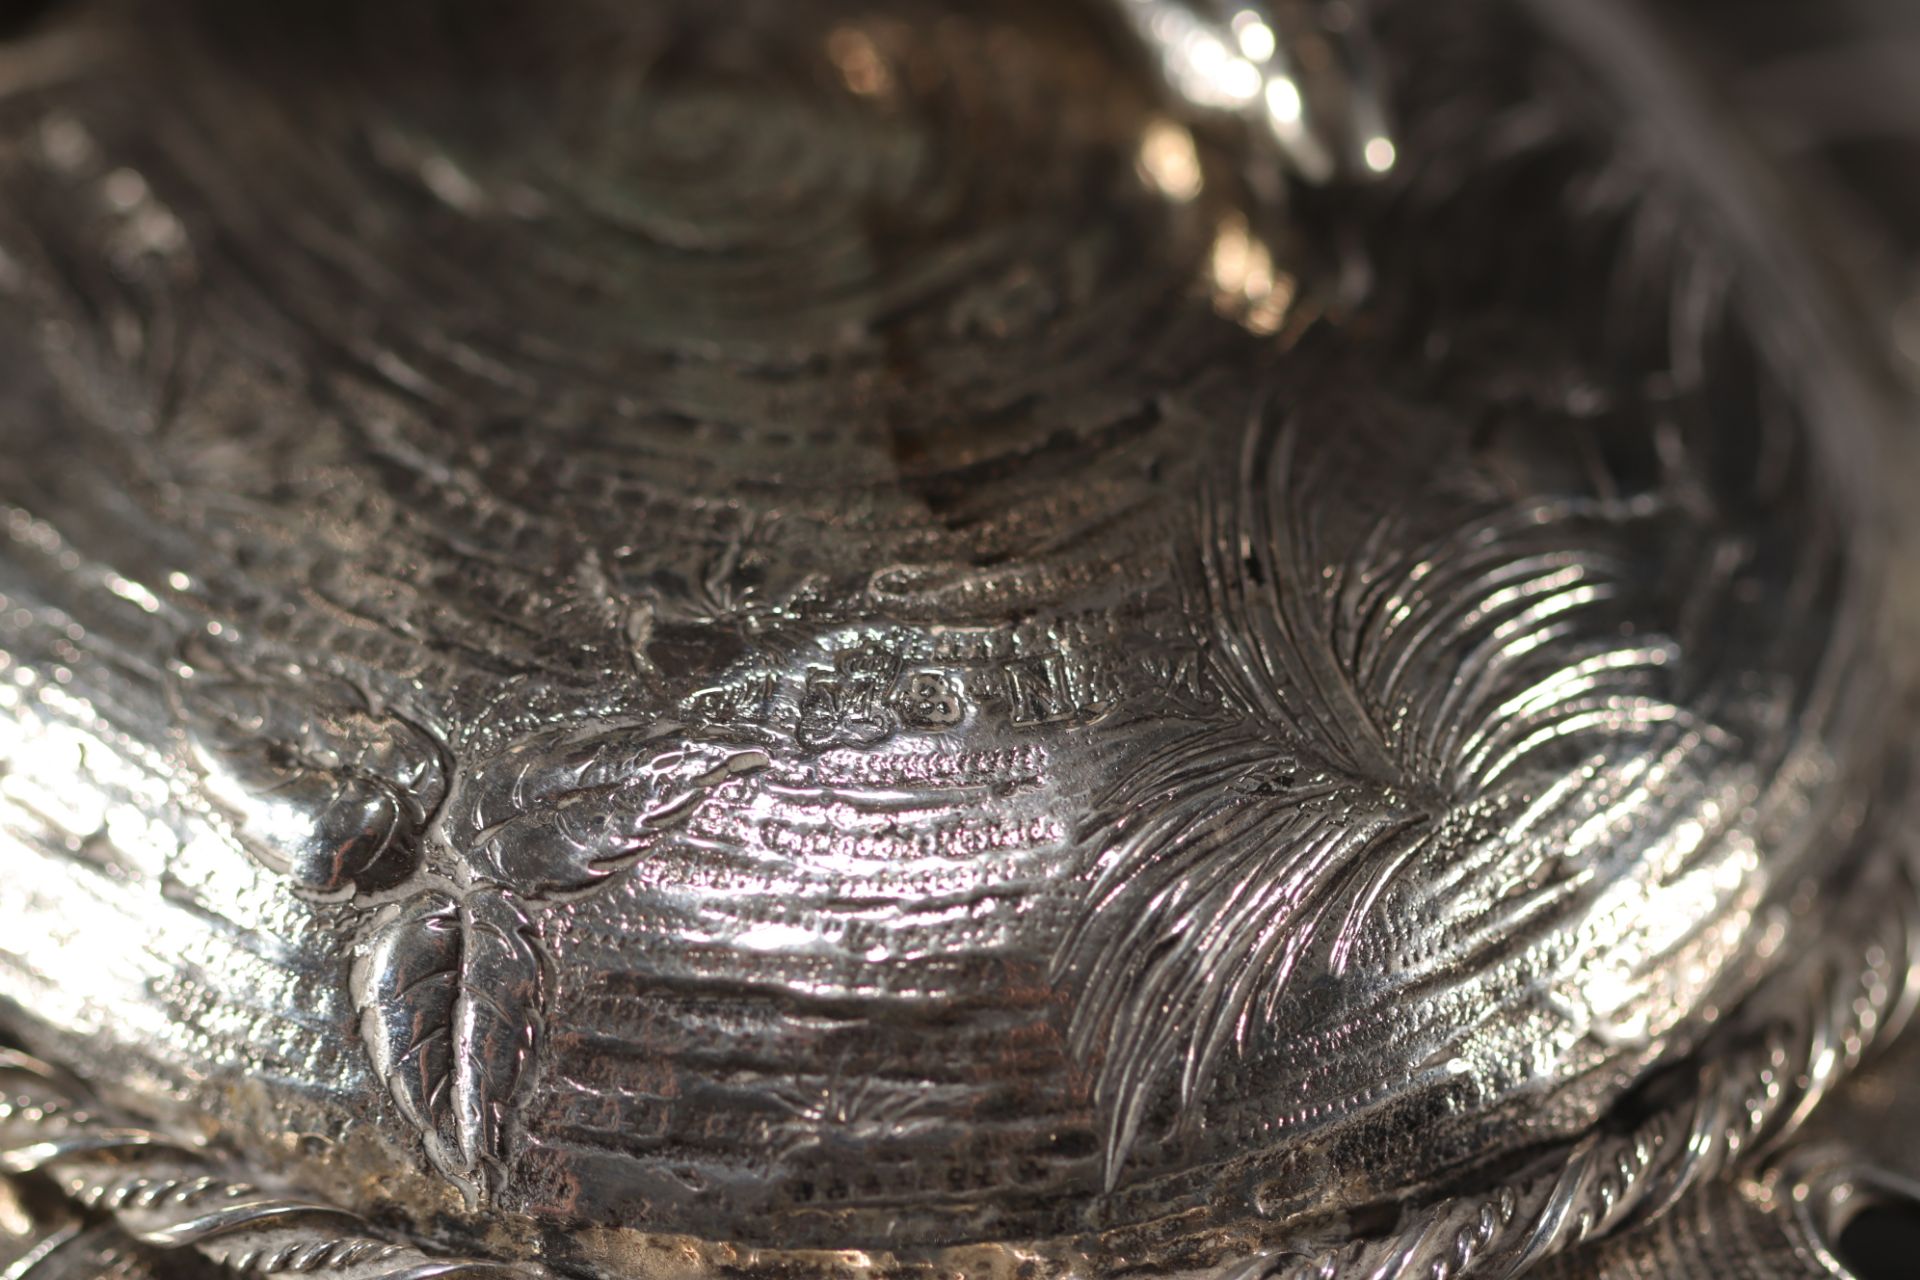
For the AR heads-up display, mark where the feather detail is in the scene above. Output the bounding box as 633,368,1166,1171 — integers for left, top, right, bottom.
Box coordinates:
1058,403,1719,1182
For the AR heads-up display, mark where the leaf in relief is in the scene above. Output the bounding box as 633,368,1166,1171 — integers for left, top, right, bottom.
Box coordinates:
351,888,547,1203
454,726,769,894
177,672,445,898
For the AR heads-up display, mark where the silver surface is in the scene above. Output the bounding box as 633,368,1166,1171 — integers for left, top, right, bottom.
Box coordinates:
0,0,1914,1277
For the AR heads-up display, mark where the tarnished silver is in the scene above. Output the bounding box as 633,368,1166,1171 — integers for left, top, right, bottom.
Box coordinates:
0,1,1917,1278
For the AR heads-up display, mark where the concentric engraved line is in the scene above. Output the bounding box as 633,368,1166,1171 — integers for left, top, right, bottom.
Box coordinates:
4,855,1915,1280
1217,856,1920,1279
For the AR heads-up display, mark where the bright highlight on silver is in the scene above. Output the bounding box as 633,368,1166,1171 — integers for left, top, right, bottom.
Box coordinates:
0,1,1916,1279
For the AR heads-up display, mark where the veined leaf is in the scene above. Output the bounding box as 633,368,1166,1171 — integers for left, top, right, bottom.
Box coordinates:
351,888,547,1204
454,727,769,894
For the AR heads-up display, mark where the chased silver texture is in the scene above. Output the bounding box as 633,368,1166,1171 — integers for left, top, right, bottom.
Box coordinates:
0,0,1915,1278
0,1050,528,1280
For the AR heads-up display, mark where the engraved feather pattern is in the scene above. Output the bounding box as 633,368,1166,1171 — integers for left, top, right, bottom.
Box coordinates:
0,0,1897,1264
1061,403,1728,1173
352,890,548,1204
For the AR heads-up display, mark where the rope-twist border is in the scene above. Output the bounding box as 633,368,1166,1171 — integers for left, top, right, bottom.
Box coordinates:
1,862,1914,1280
0,1053,536,1280
1229,859,1920,1278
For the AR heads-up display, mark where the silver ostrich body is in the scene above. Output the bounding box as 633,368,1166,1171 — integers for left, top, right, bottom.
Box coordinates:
0,2,1913,1279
